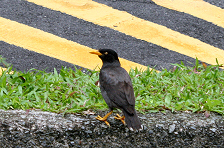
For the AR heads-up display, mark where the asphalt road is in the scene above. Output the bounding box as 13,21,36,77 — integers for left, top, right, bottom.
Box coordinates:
0,0,224,72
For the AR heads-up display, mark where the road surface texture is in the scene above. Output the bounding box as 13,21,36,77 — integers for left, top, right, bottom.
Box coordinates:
0,109,224,147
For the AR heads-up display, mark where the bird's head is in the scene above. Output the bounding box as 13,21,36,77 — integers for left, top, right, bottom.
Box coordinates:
90,49,120,67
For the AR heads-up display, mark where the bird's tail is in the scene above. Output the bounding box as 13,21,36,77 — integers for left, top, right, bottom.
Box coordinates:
123,109,142,130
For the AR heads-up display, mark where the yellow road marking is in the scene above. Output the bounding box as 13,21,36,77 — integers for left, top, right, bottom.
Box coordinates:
0,67,7,76
0,67,13,76
26,0,224,66
152,0,224,28
56,0,91,6
0,17,148,72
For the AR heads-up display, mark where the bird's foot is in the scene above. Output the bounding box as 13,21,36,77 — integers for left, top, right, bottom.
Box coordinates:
114,114,125,125
96,115,110,127
95,111,113,127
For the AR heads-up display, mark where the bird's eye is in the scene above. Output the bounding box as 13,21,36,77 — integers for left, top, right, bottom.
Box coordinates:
104,52,108,55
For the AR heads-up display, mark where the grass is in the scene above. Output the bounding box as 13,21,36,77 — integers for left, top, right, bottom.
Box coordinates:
0,57,224,115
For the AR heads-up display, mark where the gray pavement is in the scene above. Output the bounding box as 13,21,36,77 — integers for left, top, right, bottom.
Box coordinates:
1,109,223,147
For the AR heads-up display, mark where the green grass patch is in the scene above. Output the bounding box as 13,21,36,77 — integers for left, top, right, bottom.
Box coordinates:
0,58,224,115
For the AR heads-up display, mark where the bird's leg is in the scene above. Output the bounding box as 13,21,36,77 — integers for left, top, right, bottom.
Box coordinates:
95,111,113,127
114,114,125,125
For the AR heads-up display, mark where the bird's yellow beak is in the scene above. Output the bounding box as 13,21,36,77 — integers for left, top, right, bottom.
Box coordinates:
89,51,102,56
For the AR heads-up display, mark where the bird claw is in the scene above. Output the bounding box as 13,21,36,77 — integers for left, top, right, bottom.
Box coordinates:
95,115,106,121
104,121,110,127
95,115,110,127
95,115,103,120
95,111,113,127
114,114,125,125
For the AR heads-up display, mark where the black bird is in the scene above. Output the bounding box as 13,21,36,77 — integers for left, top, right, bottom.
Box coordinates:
90,49,142,130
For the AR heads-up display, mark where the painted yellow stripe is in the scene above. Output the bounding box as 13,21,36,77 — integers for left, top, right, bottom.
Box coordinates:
0,17,148,72
152,0,224,28
26,0,224,67
60,0,90,6
0,67,13,75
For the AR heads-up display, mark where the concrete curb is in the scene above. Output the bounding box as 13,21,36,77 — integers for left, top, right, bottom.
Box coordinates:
0,109,223,147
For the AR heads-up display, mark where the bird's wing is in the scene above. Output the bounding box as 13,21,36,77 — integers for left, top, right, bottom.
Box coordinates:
100,68,135,115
